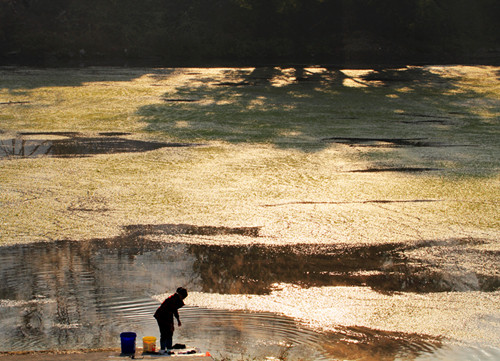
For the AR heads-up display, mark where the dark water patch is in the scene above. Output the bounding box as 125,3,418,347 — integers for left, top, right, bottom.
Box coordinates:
400,119,450,125
322,137,473,148
19,131,80,137
0,101,31,105
124,223,261,238
215,81,251,86
0,237,447,359
400,113,451,119
0,134,197,159
350,167,442,173
162,98,200,103
98,132,132,137
262,199,442,207
67,206,111,213
322,137,435,147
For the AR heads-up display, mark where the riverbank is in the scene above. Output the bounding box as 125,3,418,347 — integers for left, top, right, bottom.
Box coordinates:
0,350,117,361
0,349,213,361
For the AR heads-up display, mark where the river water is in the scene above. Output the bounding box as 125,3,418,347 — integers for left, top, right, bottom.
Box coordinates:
0,231,498,360
0,66,499,360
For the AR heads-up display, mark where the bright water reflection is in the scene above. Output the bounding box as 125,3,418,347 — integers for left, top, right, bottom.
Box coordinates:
0,231,498,360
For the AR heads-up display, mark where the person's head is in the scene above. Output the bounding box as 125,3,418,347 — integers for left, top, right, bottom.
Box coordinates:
176,287,188,299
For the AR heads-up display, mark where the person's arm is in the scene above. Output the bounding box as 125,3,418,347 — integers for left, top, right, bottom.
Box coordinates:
173,309,182,327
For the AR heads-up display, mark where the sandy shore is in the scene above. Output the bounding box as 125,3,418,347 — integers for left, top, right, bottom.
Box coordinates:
0,349,213,361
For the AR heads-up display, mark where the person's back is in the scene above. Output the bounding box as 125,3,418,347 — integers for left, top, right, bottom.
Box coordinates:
154,292,184,320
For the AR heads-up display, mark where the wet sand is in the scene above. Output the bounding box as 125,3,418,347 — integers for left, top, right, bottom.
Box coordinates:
0,350,212,361
0,350,118,361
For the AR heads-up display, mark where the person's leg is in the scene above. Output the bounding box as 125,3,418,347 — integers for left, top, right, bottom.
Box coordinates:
157,319,173,351
165,332,173,350
157,319,174,350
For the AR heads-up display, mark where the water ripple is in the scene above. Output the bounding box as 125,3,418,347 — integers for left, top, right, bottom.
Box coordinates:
0,237,498,360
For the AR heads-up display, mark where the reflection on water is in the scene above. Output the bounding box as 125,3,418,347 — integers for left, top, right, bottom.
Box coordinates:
126,224,499,294
189,242,499,294
0,133,196,159
0,231,456,360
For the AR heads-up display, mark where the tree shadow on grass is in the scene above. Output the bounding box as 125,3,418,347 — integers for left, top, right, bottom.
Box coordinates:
136,66,495,155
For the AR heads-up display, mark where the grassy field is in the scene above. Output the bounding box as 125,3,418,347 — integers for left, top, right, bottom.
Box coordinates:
0,66,499,246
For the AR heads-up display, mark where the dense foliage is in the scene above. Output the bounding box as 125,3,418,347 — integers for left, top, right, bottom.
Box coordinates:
1,0,498,65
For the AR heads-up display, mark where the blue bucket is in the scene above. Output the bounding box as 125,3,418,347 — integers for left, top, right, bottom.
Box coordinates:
120,332,137,355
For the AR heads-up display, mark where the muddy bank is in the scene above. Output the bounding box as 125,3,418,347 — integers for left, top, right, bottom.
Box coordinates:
0,349,118,361
0,349,212,361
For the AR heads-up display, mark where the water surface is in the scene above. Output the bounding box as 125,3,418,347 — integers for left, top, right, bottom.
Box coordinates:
0,132,196,159
0,235,444,360
0,229,498,360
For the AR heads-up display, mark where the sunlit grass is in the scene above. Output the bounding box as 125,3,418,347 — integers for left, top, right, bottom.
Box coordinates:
0,66,498,245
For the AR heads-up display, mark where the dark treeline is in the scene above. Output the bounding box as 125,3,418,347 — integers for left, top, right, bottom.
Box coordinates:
1,0,499,66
